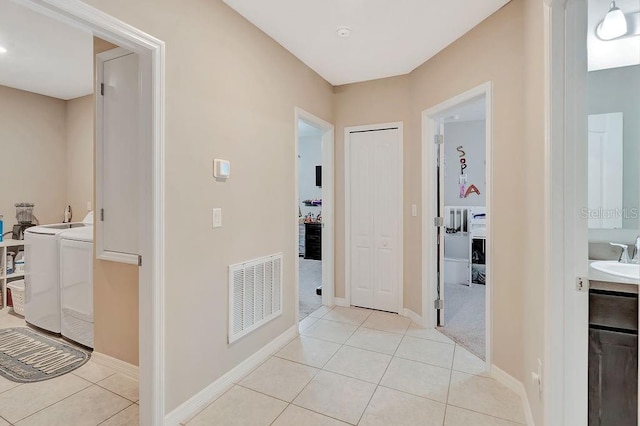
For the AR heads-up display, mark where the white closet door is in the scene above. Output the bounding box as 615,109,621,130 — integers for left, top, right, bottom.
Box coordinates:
349,132,375,309
349,127,401,313
97,49,140,263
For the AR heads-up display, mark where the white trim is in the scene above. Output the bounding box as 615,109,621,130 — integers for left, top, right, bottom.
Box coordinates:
344,122,404,313
164,325,298,426
333,297,349,307
491,365,535,426
421,82,493,372
92,351,140,380
17,2,166,424
402,308,424,326
546,1,590,425
294,108,336,318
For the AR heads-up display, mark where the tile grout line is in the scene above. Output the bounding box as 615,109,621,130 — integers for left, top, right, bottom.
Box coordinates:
95,401,136,425
353,321,406,426
8,378,95,424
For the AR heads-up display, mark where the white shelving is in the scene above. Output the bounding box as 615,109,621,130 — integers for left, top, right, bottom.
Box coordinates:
0,239,26,308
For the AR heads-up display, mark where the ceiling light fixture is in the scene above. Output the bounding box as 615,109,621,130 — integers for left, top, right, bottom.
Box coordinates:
0,46,7,54
597,1,628,40
336,26,352,38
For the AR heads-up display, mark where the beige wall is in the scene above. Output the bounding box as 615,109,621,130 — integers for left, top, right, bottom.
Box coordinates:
522,0,546,423
334,0,526,379
65,95,94,220
92,37,140,366
82,1,333,411
333,75,412,301
60,0,546,420
0,86,67,226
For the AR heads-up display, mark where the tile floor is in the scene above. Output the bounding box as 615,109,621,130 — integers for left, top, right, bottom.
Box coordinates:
187,306,526,426
0,308,139,426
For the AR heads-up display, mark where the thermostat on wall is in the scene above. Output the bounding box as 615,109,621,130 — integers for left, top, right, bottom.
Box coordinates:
214,159,230,179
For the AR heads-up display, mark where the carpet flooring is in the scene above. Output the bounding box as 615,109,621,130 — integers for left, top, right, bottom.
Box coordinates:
440,282,486,360
299,258,322,320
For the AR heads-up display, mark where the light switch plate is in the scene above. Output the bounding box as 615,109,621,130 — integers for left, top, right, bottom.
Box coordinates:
411,204,418,217
212,208,222,228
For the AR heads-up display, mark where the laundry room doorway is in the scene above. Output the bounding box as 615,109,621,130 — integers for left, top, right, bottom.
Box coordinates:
422,83,493,368
294,108,334,322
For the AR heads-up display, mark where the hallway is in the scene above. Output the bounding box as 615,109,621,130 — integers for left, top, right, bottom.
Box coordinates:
186,306,525,425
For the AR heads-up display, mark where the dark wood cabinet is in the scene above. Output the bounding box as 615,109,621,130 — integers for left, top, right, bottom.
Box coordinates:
589,290,638,426
304,223,322,260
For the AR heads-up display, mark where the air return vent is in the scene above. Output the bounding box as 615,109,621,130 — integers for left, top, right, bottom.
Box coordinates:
228,253,283,344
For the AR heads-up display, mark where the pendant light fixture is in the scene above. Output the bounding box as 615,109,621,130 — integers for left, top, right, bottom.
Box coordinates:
597,1,628,40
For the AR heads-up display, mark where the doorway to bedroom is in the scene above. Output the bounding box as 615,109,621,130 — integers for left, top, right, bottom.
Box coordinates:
297,119,324,319
424,88,492,364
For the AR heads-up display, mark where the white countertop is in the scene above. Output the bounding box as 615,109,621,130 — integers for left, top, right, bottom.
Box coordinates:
0,239,25,248
589,260,640,286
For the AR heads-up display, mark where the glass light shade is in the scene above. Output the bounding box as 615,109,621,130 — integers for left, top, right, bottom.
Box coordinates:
597,2,628,40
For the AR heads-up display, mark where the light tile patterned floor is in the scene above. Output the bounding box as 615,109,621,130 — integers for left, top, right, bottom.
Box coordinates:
0,309,139,426
187,306,526,426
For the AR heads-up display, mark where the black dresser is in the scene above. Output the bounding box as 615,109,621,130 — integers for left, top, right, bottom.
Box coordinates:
304,222,322,260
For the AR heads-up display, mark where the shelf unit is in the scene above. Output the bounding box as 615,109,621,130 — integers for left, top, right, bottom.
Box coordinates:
0,239,26,308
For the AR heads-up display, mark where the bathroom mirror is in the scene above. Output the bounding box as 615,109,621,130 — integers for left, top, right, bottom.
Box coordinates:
587,0,640,240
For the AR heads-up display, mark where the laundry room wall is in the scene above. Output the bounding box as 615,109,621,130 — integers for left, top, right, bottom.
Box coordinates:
0,85,67,226
65,94,94,221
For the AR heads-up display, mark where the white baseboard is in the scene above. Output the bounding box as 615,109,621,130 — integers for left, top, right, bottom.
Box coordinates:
164,324,298,426
333,297,349,307
402,308,424,326
491,365,535,426
91,352,139,380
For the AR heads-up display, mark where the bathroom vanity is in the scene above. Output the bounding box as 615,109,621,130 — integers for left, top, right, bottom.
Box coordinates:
589,261,639,426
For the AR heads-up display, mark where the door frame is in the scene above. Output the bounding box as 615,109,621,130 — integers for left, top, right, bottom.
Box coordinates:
294,108,335,318
421,82,493,371
19,1,166,424
344,122,404,312
545,0,591,424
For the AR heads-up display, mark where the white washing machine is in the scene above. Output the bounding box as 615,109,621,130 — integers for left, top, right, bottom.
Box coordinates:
60,226,94,348
24,213,93,334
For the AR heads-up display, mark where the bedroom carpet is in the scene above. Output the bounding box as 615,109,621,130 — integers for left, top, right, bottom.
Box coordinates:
439,282,486,360
299,258,322,320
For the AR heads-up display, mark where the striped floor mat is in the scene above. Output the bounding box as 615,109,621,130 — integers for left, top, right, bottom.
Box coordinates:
0,327,90,383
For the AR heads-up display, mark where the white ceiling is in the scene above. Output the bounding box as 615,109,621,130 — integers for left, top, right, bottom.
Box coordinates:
588,0,640,71
0,0,93,100
223,0,511,85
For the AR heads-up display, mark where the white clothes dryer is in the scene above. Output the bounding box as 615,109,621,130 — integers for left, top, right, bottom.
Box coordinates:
24,213,93,334
59,226,94,348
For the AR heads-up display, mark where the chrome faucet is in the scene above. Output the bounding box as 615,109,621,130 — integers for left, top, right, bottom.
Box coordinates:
633,235,640,264
611,242,631,263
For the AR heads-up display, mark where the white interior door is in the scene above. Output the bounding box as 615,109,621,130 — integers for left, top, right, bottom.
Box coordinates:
97,48,140,264
436,123,445,325
348,126,402,313
587,113,623,229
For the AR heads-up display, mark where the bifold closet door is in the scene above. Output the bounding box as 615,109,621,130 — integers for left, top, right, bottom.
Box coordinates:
348,127,401,313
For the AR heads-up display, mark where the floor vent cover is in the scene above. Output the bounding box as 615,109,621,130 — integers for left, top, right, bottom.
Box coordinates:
228,253,283,344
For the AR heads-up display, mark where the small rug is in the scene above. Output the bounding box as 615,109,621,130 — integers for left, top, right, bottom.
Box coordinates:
0,327,90,383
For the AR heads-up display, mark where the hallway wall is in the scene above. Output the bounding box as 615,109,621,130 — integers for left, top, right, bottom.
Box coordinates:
81,0,333,414
333,0,526,383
